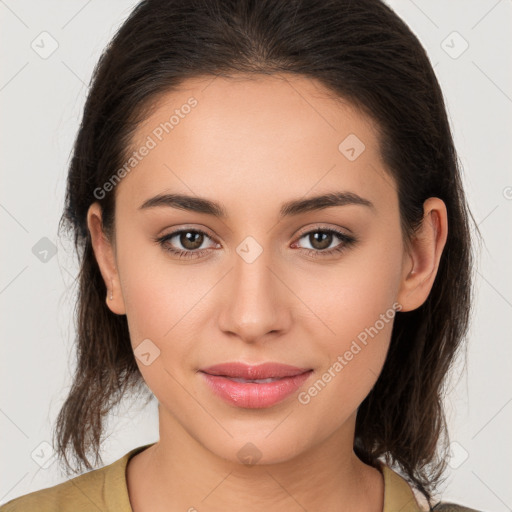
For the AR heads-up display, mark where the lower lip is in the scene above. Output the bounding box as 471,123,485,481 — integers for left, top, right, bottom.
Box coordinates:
199,370,313,408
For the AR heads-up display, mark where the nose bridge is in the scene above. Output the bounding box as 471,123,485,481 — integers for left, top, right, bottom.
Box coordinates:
218,236,287,341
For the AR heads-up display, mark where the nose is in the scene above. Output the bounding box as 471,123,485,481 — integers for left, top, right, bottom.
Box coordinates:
217,245,292,344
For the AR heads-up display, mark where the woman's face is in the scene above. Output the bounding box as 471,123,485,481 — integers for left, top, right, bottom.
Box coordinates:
89,74,441,464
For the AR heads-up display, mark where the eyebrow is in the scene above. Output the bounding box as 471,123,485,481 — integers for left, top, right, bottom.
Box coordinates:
138,191,375,218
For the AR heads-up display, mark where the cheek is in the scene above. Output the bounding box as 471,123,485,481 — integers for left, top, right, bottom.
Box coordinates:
114,233,215,386
115,243,194,396
295,230,403,399
116,243,171,342
298,228,402,341
115,230,198,339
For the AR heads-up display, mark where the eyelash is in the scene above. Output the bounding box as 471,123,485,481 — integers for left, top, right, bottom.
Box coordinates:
154,227,357,260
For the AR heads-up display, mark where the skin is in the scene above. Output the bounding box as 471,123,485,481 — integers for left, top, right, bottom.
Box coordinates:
87,73,448,512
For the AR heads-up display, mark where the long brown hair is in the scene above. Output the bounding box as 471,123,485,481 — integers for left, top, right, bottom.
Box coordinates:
54,0,478,506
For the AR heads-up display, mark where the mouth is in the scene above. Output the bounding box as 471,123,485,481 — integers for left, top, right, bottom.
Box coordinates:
222,376,285,383
198,362,313,408
200,361,312,379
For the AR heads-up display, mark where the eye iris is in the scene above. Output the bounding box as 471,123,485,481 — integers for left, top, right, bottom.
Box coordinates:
310,231,332,250
181,231,204,250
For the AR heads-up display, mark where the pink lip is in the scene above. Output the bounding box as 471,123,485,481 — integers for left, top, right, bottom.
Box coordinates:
199,362,313,408
200,362,311,379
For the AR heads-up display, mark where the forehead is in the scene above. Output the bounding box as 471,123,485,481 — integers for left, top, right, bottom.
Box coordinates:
115,73,394,214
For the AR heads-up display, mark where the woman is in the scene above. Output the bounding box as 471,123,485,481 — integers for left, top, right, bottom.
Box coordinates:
0,0,483,510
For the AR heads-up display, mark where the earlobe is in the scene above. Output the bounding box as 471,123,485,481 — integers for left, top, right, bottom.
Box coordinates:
86,202,126,315
397,197,448,312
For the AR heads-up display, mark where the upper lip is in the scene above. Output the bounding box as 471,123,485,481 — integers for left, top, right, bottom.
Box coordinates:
200,362,312,379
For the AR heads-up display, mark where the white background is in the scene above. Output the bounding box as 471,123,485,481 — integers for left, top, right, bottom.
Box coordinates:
1,0,511,510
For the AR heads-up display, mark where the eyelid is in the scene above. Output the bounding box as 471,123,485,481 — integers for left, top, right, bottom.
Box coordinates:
295,223,352,237
158,223,215,236
158,224,218,242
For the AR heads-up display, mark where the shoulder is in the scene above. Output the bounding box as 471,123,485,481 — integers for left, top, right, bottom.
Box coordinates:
0,467,109,512
0,444,153,512
377,461,485,512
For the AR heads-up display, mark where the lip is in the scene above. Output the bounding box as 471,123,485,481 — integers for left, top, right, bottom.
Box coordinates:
200,362,311,379
199,362,313,409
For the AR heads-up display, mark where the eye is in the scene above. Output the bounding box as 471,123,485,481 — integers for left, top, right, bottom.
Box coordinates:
292,227,357,258
154,228,218,259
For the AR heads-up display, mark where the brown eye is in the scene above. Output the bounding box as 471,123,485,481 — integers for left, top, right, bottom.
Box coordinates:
307,231,334,250
179,231,205,250
294,228,357,258
155,228,217,259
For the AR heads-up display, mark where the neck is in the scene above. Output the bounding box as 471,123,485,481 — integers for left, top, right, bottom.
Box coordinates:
127,409,384,512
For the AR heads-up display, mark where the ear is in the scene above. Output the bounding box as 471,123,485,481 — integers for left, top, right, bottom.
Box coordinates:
396,197,448,312
86,202,126,315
